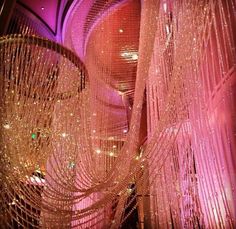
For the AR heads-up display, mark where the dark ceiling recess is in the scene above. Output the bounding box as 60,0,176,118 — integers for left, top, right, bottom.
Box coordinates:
83,0,121,39
0,0,16,35
16,1,55,35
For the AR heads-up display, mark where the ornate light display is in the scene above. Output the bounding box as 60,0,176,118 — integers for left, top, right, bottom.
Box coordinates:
0,34,87,227
1,0,236,228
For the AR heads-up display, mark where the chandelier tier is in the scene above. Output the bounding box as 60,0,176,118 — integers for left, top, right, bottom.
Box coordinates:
0,34,87,228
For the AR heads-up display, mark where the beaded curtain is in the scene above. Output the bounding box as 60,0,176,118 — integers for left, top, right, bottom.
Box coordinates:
63,0,142,227
145,0,236,228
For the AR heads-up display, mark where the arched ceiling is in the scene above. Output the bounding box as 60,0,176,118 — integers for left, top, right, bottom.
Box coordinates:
18,0,60,34
63,0,141,96
16,0,76,37
62,0,142,139
85,0,141,94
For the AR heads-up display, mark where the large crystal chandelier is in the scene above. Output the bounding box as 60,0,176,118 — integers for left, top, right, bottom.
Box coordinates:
0,34,87,228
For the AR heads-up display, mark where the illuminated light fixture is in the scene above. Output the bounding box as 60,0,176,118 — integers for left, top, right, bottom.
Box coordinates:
120,51,138,60
112,145,117,149
95,149,101,154
119,28,124,33
25,175,45,185
109,152,114,157
29,175,45,184
41,7,45,10
61,132,67,138
31,133,37,140
131,53,138,60
127,188,132,194
0,34,87,227
166,24,170,34
9,200,16,206
68,161,76,169
123,129,128,133
3,123,10,129
163,3,167,12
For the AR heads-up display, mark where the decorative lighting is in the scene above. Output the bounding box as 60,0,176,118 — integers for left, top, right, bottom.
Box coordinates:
163,3,167,12
95,149,101,154
3,123,10,129
123,129,128,133
131,53,138,60
29,175,45,184
0,0,234,227
120,50,138,60
61,132,67,138
127,188,132,194
166,24,170,34
68,161,76,169
31,133,37,140
109,152,114,157
0,34,87,228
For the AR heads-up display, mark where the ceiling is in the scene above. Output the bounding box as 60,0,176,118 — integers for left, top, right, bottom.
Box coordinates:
17,0,75,36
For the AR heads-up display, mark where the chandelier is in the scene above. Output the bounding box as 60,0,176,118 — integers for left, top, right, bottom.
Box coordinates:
0,34,87,228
